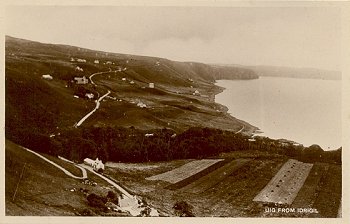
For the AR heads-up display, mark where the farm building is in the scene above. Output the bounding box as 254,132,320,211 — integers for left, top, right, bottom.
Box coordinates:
149,83,154,88
193,90,200,96
74,76,88,84
70,58,75,62
94,60,99,64
137,102,147,108
130,80,135,84
77,58,86,63
42,74,53,80
85,93,94,99
75,66,84,72
122,78,126,81
84,158,105,172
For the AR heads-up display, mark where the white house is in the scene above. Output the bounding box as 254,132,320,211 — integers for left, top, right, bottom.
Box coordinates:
75,66,84,72
77,58,86,63
149,83,154,88
94,60,99,64
130,81,135,84
106,61,112,65
85,93,94,99
70,58,75,62
42,74,53,80
193,90,200,96
84,158,105,172
122,78,126,81
137,102,147,108
74,76,88,84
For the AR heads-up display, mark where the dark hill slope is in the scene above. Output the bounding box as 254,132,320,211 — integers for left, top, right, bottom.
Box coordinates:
5,36,258,147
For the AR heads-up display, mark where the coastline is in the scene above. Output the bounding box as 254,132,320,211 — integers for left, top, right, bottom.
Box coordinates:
209,80,259,136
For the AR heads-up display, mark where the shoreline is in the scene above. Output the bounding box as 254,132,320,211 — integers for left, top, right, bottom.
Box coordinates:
208,80,260,136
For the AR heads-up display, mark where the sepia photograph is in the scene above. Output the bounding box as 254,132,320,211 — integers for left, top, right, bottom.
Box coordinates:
2,1,349,222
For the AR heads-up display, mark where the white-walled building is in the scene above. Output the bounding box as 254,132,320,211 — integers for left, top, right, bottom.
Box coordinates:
84,158,105,172
42,74,53,80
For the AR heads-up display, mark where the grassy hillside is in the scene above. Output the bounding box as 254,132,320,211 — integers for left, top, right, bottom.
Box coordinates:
5,36,258,142
5,139,128,216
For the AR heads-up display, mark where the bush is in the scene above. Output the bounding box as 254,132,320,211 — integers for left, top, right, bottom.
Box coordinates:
86,193,107,210
173,201,195,217
106,191,118,204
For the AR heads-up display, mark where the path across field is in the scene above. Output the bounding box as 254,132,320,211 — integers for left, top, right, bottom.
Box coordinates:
253,159,313,205
146,159,223,184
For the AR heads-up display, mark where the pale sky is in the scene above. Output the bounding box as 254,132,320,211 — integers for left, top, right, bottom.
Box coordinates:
5,6,342,71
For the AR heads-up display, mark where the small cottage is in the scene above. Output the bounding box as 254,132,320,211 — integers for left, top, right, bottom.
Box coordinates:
94,60,99,64
149,83,154,88
84,158,105,172
137,102,147,108
77,58,86,63
75,66,84,72
85,93,94,99
42,74,53,80
74,76,88,84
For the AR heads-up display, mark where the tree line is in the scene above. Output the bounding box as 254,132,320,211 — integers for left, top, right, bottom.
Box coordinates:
6,126,341,164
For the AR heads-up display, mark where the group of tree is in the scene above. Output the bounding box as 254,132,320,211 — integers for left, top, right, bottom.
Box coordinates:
6,125,342,164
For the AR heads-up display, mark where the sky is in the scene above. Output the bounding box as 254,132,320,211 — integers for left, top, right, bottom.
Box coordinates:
5,5,342,71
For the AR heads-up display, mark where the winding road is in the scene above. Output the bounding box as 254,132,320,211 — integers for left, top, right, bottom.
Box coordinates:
22,146,87,179
74,69,121,128
22,145,147,216
235,125,245,134
74,90,111,127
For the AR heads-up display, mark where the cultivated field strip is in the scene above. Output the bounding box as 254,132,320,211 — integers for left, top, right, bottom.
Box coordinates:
180,159,251,194
311,165,342,218
253,159,313,205
145,159,224,183
291,163,328,208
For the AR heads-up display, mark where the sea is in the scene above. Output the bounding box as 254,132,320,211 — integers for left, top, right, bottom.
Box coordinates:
215,77,341,150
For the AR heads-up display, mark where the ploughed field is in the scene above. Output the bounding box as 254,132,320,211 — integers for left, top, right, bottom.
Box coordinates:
103,151,341,217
